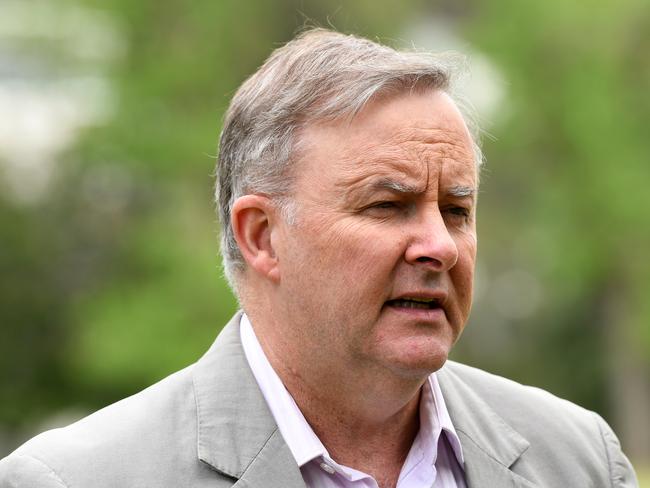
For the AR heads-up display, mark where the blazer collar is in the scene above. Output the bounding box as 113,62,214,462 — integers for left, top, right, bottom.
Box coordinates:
438,362,536,487
192,312,306,488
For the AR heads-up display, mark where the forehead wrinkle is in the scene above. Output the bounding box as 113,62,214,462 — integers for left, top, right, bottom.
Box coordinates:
397,125,470,148
385,127,474,175
409,126,475,162
334,144,427,191
334,162,426,195
330,123,474,195
354,125,467,162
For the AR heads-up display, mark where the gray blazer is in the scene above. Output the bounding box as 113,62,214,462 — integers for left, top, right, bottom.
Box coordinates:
0,314,638,487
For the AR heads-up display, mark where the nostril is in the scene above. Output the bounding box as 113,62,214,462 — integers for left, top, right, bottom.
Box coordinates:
416,256,434,263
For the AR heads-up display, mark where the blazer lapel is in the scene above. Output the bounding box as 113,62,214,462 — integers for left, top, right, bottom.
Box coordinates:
459,433,536,488
438,363,536,488
232,430,306,488
192,313,306,488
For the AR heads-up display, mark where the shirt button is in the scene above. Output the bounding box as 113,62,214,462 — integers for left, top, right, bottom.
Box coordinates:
319,462,336,474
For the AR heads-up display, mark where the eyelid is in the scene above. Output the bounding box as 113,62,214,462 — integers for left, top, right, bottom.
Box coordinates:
373,200,399,208
361,199,405,213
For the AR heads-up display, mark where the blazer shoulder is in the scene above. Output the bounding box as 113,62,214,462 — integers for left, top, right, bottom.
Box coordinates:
1,364,212,487
441,360,638,487
0,453,68,488
443,360,592,418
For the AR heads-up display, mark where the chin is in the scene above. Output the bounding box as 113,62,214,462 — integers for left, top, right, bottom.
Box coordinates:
380,341,452,379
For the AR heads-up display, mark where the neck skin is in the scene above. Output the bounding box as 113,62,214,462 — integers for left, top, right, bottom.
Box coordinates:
243,291,428,488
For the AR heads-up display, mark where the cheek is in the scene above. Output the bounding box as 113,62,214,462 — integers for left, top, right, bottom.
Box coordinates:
337,226,406,276
455,228,477,262
452,234,477,307
311,224,407,299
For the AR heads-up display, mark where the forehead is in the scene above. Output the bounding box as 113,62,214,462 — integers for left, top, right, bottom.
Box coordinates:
296,90,477,192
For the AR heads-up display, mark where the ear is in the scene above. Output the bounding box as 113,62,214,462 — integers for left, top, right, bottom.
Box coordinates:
231,195,281,283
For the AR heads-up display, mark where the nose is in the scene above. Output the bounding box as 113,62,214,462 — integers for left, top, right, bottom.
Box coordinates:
404,209,459,271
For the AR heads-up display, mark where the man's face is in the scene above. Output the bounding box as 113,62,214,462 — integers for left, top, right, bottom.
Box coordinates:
273,89,477,378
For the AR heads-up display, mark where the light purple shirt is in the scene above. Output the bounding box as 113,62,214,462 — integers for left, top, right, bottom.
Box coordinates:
240,314,467,488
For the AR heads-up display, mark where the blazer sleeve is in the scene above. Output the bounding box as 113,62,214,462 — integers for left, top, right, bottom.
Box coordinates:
593,412,639,488
0,453,68,488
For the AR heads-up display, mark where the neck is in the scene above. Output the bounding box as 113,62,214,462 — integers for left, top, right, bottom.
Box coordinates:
295,384,422,488
248,309,426,488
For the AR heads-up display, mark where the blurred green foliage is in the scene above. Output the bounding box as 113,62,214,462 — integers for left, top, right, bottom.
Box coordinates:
1,0,648,472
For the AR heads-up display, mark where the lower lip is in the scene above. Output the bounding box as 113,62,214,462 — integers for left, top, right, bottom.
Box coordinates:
384,303,446,322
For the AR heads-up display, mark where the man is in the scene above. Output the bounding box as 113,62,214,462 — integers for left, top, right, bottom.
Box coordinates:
0,29,638,488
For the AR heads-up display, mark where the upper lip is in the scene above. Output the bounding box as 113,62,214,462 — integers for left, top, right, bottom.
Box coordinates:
387,291,448,306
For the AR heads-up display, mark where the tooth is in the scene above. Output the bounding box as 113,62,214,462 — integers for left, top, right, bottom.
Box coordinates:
406,297,433,303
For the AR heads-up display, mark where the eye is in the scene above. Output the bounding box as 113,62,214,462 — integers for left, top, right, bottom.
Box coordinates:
371,201,398,209
361,200,404,217
448,206,469,216
444,206,472,222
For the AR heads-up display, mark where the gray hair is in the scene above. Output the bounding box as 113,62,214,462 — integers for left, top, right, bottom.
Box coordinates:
216,28,482,288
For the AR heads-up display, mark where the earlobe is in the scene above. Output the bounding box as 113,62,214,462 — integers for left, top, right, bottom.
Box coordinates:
231,195,280,282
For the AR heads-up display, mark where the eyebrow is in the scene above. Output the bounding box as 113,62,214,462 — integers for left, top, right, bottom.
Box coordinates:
369,180,476,199
368,178,424,195
447,185,476,198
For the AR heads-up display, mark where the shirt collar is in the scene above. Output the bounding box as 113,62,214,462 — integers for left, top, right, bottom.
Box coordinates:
429,372,465,465
239,313,465,470
240,314,326,466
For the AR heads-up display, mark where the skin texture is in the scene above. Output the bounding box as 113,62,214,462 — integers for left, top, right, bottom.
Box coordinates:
232,89,478,487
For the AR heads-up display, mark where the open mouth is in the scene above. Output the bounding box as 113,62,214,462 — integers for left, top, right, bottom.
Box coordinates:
385,297,442,310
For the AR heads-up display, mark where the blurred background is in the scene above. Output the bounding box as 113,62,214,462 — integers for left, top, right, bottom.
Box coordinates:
1,0,648,481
